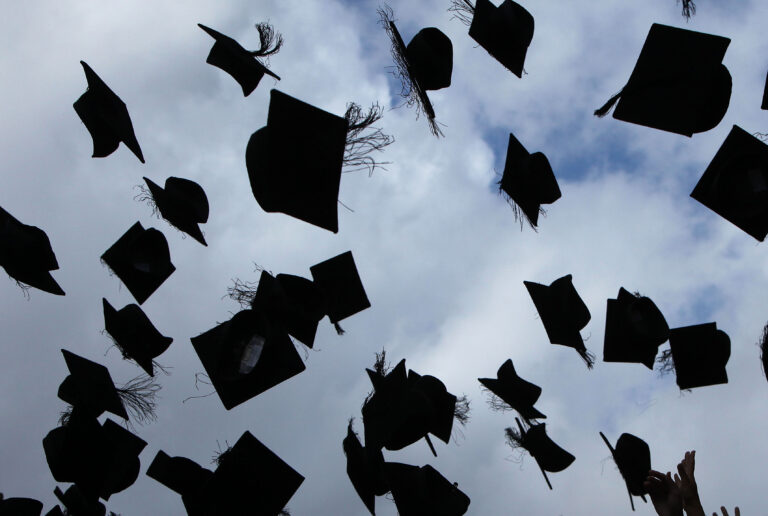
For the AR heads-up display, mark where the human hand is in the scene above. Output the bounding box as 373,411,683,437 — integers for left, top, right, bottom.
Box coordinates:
645,470,683,516
713,507,740,516
675,450,703,516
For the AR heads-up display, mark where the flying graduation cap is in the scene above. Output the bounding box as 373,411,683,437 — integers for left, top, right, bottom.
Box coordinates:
524,274,594,368
499,133,561,229
603,288,669,369
505,418,575,490
73,61,144,163
141,177,209,246
57,349,129,421
690,125,768,241
599,432,650,511
0,496,43,516
309,251,371,334
101,222,176,304
379,6,453,136
383,463,470,516
450,0,533,78
594,23,731,137
198,23,281,96
0,206,64,295
146,451,214,516
342,421,387,516
103,298,173,376
478,358,546,421
663,322,730,389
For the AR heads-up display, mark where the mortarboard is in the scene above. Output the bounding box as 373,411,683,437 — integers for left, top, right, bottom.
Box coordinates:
57,349,129,420
379,6,452,136
383,463,470,516
42,410,104,486
499,133,561,228
190,309,306,410
309,251,371,334
96,419,147,501
599,432,650,511
73,61,144,163
478,358,546,421
142,176,209,246
146,451,213,516
342,421,387,516
666,322,730,389
246,89,349,233
603,288,669,369
506,418,575,490
0,496,43,516
0,206,64,295
524,274,594,368
198,23,281,97
101,222,176,304
594,23,731,137
690,125,768,241
103,298,173,376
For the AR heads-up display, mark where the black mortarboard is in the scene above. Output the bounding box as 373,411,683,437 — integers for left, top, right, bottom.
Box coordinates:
524,274,594,368
594,24,731,137
507,418,575,490
0,497,43,516
603,288,669,369
57,349,128,420
599,432,650,511
198,23,281,97
379,7,452,136
97,419,147,500
478,358,546,421
146,451,213,516
309,251,371,333
190,309,306,410
73,61,144,163
499,133,561,228
102,298,172,376
383,463,470,516
101,222,176,304
42,411,103,485
667,322,730,389
465,0,534,78
246,89,349,233
143,176,209,246
0,206,64,295
342,422,387,516
53,486,105,516
690,125,768,241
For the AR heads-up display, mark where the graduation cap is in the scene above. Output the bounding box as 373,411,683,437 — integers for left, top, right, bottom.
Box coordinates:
379,6,452,136
690,125,768,241
0,206,64,295
246,89,349,233
43,410,104,488
198,23,281,97
53,486,105,516
499,133,561,228
450,0,533,78
594,23,731,137
146,451,213,516
603,288,669,369
383,463,470,516
102,298,173,376
0,496,43,516
599,432,650,511
665,322,730,389
142,176,209,246
342,421,387,516
73,61,144,163
478,358,546,421
96,419,147,500
506,418,575,490
190,309,306,410
524,274,594,368
679,0,696,19
57,349,129,420
101,222,176,304
309,251,371,334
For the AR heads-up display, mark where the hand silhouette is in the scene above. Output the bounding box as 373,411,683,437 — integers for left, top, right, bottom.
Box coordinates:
713,507,740,516
675,451,704,516
645,470,683,516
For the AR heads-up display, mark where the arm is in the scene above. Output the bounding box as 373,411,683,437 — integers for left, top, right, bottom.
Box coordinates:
675,450,705,516
645,470,683,516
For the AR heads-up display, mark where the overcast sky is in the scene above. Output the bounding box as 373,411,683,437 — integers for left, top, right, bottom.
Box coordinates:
1,0,768,514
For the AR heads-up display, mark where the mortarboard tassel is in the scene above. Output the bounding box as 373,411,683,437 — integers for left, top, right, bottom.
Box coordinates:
448,0,475,26
343,102,394,175
249,22,284,58
334,322,346,335
655,348,676,376
577,347,595,369
594,88,625,118
679,0,696,20
504,424,525,451
117,374,161,425
454,395,471,426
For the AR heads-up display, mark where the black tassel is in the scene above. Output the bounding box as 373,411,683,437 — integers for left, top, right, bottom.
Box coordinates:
343,102,394,175
497,182,542,232
504,426,524,450
448,0,475,26
372,349,390,376
656,348,676,376
133,184,160,217
679,0,696,19
249,22,284,57
594,88,624,118
211,441,233,467
117,374,161,425
453,394,471,426
58,406,73,427
227,277,259,309
578,348,595,369
334,322,345,335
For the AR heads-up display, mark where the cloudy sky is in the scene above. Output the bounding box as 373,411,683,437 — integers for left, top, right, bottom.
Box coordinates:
1,0,768,514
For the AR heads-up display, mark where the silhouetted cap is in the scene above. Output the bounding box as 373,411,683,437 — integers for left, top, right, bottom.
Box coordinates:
467,0,533,78
246,89,348,233
0,206,64,295
143,176,209,246
101,222,176,304
668,322,730,389
343,422,387,516
508,418,575,490
146,451,213,516
309,251,371,332
384,463,470,516
594,23,731,137
690,125,768,241
603,288,669,369
73,61,144,163
53,486,105,516
43,410,103,485
379,7,452,136
97,419,147,500
103,298,172,376
478,358,546,420
190,309,306,410
198,23,280,97
0,496,43,516
57,349,128,420
499,133,561,228
599,432,650,511
524,274,594,368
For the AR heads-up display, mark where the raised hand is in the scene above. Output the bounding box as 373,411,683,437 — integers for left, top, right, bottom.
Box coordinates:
675,450,704,516
645,470,683,516
714,507,740,516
